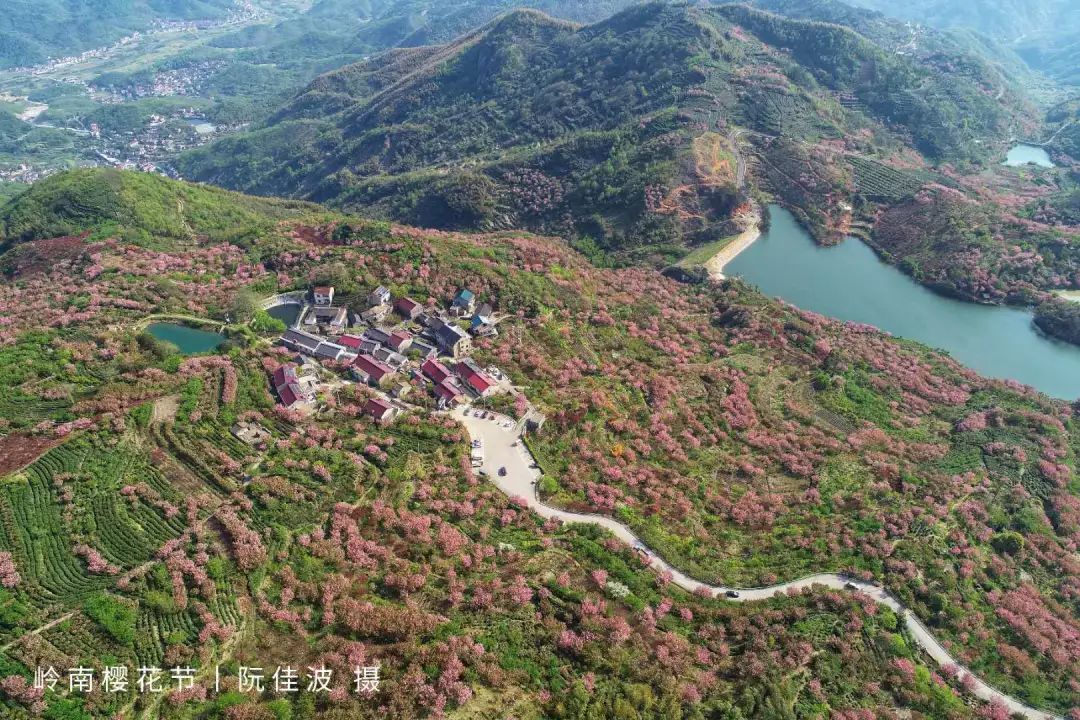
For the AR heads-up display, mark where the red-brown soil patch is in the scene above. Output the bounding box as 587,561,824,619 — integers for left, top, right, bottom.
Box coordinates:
0,434,61,475
0,233,89,277
286,224,338,246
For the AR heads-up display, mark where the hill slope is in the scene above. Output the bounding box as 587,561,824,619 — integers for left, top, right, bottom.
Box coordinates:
0,168,317,247
178,2,1024,265
843,0,1080,84
845,0,1077,41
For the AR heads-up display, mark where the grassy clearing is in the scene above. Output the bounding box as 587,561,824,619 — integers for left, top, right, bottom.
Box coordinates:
677,233,742,267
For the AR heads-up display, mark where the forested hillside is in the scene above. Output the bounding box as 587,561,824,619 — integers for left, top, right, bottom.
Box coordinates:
844,0,1080,84
192,0,646,123
0,168,315,248
746,0,1039,87
846,0,1078,44
179,2,1024,265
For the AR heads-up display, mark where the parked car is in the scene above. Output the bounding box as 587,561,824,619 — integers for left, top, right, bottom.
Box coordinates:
844,582,859,591
725,590,740,599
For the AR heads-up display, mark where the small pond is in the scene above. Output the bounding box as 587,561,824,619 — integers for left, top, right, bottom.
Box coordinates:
185,118,217,135
147,322,226,355
1004,143,1054,168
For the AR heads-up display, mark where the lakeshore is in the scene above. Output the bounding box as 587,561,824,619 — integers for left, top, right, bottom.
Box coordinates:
726,205,1080,398
703,203,762,279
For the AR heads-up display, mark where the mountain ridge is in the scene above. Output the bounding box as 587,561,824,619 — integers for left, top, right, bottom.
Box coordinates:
178,1,1025,265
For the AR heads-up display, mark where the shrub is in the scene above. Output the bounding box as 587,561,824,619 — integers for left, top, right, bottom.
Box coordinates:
83,593,136,645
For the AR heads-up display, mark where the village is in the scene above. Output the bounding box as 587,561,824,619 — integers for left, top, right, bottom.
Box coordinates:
265,283,543,467
7,2,264,79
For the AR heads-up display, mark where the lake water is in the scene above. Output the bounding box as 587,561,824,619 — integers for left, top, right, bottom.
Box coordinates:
267,303,302,327
1004,143,1054,168
147,322,226,355
725,206,1080,399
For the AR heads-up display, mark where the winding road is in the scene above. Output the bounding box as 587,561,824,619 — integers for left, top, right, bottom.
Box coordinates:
453,407,1064,720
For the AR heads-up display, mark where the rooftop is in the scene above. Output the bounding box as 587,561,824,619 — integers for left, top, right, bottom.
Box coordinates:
354,353,395,379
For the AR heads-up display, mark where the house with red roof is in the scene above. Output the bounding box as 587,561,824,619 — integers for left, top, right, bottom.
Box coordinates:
271,365,298,391
337,334,363,350
352,354,396,386
434,380,466,408
313,286,335,306
421,358,452,384
270,364,313,409
277,383,304,408
394,296,422,320
455,358,496,396
388,330,413,353
363,398,397,424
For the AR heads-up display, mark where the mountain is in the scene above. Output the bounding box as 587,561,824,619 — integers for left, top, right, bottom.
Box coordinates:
0,0,238,68
178,2,1024,265
63,1,645,139
745,0,1039,85
844,0,1078,44
1016,36,1080,86
199,0,647,109
843,0,1080,84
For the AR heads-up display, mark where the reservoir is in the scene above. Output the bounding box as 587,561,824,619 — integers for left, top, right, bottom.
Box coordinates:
725,206,1080,399
1004,143,1054,168
147,322,226,355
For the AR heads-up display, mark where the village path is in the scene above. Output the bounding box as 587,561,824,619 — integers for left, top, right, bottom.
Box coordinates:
703,128,762,279
132,313,223,332
0,611,77,654
452,407,1064,720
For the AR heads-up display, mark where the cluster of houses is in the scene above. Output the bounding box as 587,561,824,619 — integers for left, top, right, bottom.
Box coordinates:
271,284,506,423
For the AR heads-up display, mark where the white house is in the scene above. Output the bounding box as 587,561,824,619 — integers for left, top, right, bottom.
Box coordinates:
313,286,335,306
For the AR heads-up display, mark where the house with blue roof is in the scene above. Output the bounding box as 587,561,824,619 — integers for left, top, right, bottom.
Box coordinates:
451,289,476,316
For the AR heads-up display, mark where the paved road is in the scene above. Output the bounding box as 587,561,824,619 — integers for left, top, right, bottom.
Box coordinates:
454,407,1063,720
